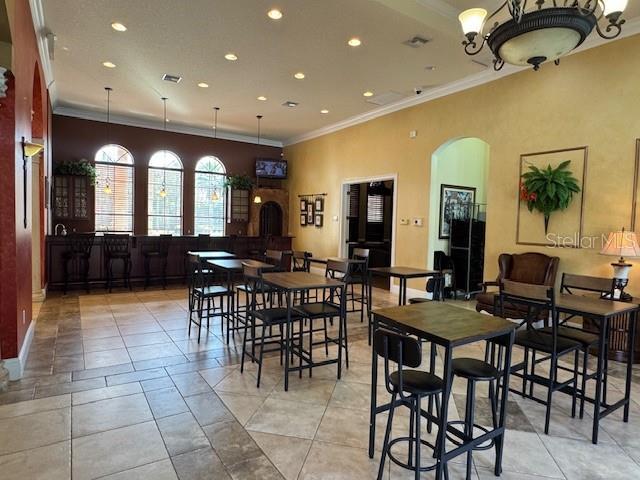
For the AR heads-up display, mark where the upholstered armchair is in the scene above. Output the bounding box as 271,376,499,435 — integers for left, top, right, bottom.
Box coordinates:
475,252,560,317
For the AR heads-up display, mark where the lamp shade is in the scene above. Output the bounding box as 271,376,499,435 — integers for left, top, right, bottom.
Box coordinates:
459,8,487,35
603,0,628,17
600,229,640,261
22,140,44,157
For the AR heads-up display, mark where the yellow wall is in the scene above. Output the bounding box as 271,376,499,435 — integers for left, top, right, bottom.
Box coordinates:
284,35,640,294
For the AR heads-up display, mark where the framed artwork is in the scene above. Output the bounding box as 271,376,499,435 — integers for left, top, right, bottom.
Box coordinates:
516,146,587,247
315,214,323,227
300,198,307,212
314,197,324,212
300,214,307,226
306,212,314,225
439,184,476,239
306,202,314,214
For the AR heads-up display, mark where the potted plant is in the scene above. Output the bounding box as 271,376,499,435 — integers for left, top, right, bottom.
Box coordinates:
223,175,254,190
54,159,97,186
520,160,580,233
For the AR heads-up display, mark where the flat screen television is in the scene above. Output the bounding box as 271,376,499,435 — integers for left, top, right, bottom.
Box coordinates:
256,158,287,179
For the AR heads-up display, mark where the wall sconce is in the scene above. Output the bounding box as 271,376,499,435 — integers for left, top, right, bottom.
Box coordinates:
21,137,44,228
253,195,262,204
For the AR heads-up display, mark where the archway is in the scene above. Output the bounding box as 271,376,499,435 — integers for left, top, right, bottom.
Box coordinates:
31,64,46,301
259,201,283,237
427,137,490,298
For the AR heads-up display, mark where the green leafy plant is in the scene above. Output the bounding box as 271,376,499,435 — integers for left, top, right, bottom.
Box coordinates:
54,160,97,186
223,175,253,190
520,160,580,233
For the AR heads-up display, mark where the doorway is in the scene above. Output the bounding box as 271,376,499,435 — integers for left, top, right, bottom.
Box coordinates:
340,175,397,289
259,201,283,236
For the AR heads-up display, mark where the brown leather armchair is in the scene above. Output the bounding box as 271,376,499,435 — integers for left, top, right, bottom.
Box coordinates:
475,252,560,317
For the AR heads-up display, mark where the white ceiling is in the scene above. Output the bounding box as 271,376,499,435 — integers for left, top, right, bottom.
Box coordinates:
39,0,640,144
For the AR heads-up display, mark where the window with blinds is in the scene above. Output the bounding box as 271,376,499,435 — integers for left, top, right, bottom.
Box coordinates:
194,156,226,236
148,150,183,235
348,184,360,218
94,145,134,233
367,193,384,223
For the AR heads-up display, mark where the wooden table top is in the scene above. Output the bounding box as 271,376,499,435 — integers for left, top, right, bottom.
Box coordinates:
262,271,344,291
372,302,516,347
556,293,639,318
308,257,366,265
207,259,273,271
188,250,236,259
369,266,439,278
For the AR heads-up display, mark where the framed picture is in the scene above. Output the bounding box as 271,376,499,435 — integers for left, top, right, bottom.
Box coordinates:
439,184,476,239
306,202,314,214
306,213,314,225
314,197,324,212
315,214,323,227
300,214,307,226
300,198,307,212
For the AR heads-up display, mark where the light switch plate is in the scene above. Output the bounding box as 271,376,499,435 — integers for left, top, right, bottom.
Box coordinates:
412,217,423,227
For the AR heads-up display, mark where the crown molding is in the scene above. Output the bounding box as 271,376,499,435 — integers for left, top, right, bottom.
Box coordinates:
284,19,640,147
54,105,283,147
29,0,55,94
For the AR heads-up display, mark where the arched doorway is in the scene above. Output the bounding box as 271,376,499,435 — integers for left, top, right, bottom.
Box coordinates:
31,64,46,300
427,137,490,298
259,201,283,236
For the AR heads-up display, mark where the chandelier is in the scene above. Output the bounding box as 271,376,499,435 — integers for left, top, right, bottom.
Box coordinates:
458,0,628,71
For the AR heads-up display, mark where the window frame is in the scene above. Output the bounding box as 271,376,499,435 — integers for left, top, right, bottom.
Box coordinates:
147,150,184,236
94,144,135,233
194,156,227,236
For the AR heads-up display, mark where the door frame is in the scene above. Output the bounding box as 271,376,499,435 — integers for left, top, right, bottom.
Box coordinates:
338,173,398,265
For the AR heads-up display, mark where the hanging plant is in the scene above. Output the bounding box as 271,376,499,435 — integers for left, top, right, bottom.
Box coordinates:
223,175,254,190
520,160,580,233
54,159,97,186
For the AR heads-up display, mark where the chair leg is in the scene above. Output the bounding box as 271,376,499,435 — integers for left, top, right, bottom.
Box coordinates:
241,313,250,373
257,325,267,388
415,394,422,480
377,391,397,480
196,296,203,343
544,355,556,435
571,350,579,419
580,349,588,419
465,380,476,480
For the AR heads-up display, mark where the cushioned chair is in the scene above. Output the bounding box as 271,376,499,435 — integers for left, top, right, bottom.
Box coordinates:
475,252,559,317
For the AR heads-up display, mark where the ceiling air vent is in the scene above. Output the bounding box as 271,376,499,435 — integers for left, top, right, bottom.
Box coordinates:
365,91,406,106
282,100,298,108
403,35,430,48
162,74,182,84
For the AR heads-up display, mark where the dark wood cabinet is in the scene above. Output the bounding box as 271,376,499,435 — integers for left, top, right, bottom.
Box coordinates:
53,175,90,220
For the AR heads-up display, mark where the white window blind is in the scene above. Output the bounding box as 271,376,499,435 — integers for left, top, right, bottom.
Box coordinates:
367,194,384,223
194,156,226,236
148,150,183,235
94,145,134,233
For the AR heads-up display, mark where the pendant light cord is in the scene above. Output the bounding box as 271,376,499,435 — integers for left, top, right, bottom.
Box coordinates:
256,115,263,145
214,107,220,139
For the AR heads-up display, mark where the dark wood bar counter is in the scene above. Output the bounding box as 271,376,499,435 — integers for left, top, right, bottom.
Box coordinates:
46,234,293,291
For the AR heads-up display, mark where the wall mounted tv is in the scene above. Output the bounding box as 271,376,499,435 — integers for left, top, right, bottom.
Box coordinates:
256,158,287,179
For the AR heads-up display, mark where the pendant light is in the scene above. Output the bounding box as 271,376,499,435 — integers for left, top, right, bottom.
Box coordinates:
103,87,113,194
253,115,263,204
211,107,220,202
159,97,168,198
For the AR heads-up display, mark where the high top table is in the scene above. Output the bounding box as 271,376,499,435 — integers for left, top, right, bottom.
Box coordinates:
369,301,516,479
188,250,236,260
555,293,639,444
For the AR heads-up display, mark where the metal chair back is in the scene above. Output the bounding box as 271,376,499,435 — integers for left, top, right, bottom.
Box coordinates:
374,328,422,397
103,234,130,257
67,233,94,256
292,251,311,272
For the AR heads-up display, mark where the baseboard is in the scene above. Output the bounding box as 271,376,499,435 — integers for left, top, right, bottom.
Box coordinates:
32,287,46,302
390,285,429,301
3,317,36,380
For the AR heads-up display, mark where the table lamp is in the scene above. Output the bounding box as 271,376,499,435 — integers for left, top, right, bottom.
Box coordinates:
600,227,640,300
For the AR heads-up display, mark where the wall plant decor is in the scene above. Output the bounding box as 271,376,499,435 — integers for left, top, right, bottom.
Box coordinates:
516,146,587,247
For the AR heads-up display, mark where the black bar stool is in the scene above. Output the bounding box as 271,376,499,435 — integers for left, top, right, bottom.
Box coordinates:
103,234,132,292
374,328,444,480
142,234,172,289
446,358,500,480
62,233,94,294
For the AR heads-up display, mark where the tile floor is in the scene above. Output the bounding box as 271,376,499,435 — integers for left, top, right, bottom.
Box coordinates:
1,286,639,479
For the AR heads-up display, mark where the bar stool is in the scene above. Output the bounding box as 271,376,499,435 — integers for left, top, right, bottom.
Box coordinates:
142,234,172,289
62,233,94,294
103,234,132,292
446,358,500,480
348,248,370,323
374,328,444,480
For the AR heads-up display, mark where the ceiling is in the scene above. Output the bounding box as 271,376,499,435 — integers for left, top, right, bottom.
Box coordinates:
40,0,640,144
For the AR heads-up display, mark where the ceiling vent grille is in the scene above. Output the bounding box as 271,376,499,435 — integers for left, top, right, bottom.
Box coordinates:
162,74,182,83
365,91,406,106
403,36,430,48
282,100,298,108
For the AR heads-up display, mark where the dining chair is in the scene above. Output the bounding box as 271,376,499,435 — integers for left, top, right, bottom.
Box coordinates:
496,280,581,434
103,234,132,292
142,234,172,289
62,233,94,294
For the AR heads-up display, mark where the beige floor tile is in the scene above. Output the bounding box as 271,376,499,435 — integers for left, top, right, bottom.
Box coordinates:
72,393,152,437
72,421,168,480
72,382,142,405
199,366,236,388
0,394,70,419
214,369,277,398
249,431,311,480
122,331,171,347
157,412,210,456
82,326,121,339
171,447,231,480
118,321,163,336
34,377,107,398
84,348,131,369
0,408,70,455
218,392,267,426
269,377,336,406
227,455,285,480
299,441,384,480
170,371,212,396
145,387,189,419
0,440,70,480
127,343,183,361
100,459,177,480
83,336,126,353
185,392,235,426
246,397,326,439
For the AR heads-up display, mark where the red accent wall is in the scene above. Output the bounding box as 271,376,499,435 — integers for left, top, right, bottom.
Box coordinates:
0,0,50,359
52,115,283,235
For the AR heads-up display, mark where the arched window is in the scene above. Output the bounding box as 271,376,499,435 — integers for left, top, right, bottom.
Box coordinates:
94,144,134,232
148,150,183,235
194,156,226,236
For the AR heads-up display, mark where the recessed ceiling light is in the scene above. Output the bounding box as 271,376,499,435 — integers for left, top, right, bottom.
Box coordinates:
425,65,437,71
62,46,69,51
225,53,238,61
111,22,127,32
294,72,305,79
257,96,267,101
267,8,283,20
363,91,374,97
102,61,116,68
197,82,209,88
348,37,361,47
282,101,298,108
320,109,329,114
